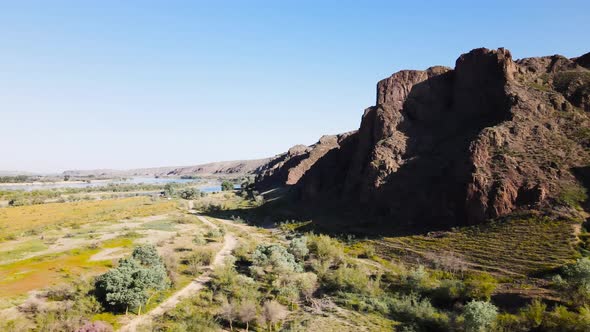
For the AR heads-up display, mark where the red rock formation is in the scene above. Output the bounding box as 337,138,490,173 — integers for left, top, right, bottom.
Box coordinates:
257,48,590,227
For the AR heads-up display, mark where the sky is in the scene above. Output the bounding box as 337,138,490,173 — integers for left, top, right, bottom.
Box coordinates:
1,1,589,173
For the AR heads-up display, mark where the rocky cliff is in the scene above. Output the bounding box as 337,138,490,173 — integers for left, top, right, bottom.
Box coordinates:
256,47,590,227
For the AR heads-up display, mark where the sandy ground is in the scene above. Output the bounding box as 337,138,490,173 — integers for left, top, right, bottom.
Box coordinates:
119,214,237,332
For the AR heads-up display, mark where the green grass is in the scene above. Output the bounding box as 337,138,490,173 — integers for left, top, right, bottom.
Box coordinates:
141,219,177,231
0,247,112,299
102,237,134,248
0,239,48,262
558,185,588,210
375,217,579,276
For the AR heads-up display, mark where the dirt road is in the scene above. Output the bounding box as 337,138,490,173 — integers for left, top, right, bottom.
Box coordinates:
119,214,237,332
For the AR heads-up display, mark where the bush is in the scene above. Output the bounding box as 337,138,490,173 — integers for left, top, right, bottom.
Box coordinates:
560,257,590,305
403,265,428,291
192,234,207,245
389,294,449,330
326,264,373,295
250,244,302,278
262,300,288,331
520,299,546,329
463,300,498,332
185,248,215,275
307,234,344,266
179,188,200,200
464,273,497,301
288,236,309,262
221,181,234,191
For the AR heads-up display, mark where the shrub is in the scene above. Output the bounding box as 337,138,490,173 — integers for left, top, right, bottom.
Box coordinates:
262,300,288,331
404,265,428,291
192,233,206,245
237,299,257,332
185,248,215,275
250,244,302,278
307,234,344,266
432,279,466,305
561,257,590,305
463,300,498,332
221,181,234,191
295,272,319,300
464,273,498,301
179,188,200,200
326,264,373,295
288,236,309,262
388,294,449,330
520,299,546,328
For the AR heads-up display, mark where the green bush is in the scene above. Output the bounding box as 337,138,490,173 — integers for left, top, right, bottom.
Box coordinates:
221,181,234,191
288,236,309,262
463,300,498,332
250,244,302,278
325,264,375,295
464,273,497,301
307,234,344,266
389,294,449,331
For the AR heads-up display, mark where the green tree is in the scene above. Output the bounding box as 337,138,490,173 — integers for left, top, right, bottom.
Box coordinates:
221,181,234,191
250,244,302,279
561,257,590,305
95,245,168,314
179,188,200,200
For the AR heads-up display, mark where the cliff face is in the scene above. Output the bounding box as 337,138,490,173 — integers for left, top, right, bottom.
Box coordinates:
256,48,590,227
255,133,355,191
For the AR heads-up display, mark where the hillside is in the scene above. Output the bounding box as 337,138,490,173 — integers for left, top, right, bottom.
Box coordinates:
255,47,590,229
63,158,270,178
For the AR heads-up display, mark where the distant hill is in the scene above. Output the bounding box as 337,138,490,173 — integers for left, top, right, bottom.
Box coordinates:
63,159,271,178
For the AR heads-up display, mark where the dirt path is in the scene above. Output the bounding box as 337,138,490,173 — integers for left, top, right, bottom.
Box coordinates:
118,214,237,332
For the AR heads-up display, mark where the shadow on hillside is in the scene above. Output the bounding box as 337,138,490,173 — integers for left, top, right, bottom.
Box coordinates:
204,190,456,238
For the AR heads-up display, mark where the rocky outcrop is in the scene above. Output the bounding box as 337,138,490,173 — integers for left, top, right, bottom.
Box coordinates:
257,47,590,228
255,133,355,191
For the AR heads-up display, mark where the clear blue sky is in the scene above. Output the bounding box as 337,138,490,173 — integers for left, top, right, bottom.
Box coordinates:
1,1,589,173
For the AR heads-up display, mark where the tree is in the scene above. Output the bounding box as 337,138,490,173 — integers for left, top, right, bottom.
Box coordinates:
463,300,498,332
132,244,163,267
262,300,288,331
250,244,302,279
95,245,168,314
237,300,257,332
163,183,177,197
221,180,234,191
179,187,200,200
561,257,590,305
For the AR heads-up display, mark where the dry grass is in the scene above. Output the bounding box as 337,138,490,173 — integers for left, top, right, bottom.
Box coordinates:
0,197,177,241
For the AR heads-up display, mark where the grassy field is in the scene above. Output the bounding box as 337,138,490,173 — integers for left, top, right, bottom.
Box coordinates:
0,197,177,241
374,217,580,276
0,247,111,298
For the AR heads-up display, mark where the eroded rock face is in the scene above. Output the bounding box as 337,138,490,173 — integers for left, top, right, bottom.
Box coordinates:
256,47,590,227
255,132,355,191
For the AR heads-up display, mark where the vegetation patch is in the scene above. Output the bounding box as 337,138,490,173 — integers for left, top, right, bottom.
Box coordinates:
376,217,579,276
0,197,176,241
